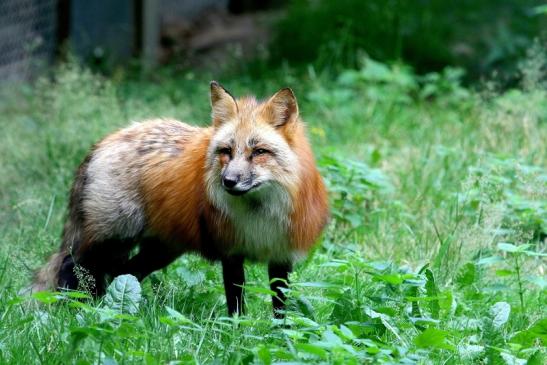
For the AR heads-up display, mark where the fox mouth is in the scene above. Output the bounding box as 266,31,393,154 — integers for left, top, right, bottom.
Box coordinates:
224,182,262,196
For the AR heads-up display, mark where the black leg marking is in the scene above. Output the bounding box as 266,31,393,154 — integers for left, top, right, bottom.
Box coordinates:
222,256,245,316
58,253,106,296
268,261,293,318
115,238,181,281
58,255,78,290
73,257,106,296
73,238,137,296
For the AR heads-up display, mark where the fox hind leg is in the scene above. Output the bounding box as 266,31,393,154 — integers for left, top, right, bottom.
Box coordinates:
68,238,137,295
112,237,183,281
58,255,78,290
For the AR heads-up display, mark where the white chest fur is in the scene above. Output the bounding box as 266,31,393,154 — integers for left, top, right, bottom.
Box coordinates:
212,184,296,263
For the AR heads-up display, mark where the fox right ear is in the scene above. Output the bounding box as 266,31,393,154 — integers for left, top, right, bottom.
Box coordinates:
210,81,238,127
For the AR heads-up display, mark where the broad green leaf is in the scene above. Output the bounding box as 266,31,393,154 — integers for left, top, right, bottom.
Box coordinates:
498,243,519,252
457,344,484,359
409,317,440,326
438,289,455,315
31,291,61,304
379,316,404,345
533,4,547,14
324,329,343,345
523,251,547,257
495,269,514,277
490,302,511,329
526,275,547,289
256,345,272,365
425,269,440,319
128,351,160,365
165,306,194,324
477,256,504,266
330,290,358,322
102,358,118,365
176,267,205,287
367,261,391,271
64,291,92,299
320,260,349,269
7,296,25,306
104,274,142,315
68,301,94,311
510,319,547,347
338,325,355,340
373,273,403,285
498,243,531,254
70,325,113,340
291,316,320,328
526,351,544,365
346,213,362,227
500,352,526,365
295,343,328,360
414,328,455,351
408,286,422,320
295,296,316,321
456,263,476,287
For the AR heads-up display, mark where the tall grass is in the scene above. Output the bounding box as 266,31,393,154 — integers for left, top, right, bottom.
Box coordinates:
0,56,545,363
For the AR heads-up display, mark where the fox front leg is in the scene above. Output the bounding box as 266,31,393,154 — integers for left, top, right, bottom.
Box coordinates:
268,261,293,318
221,256,245,316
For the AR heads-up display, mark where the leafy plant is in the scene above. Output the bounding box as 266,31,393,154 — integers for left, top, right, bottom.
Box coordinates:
104,274,142,315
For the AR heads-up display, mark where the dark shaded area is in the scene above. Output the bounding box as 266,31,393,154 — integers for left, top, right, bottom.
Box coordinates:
228,0,283,14
70,0,136,67
56,0,70,56
269,0,546,82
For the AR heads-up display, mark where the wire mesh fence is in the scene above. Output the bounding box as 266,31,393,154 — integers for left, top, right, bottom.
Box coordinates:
0,0,58,82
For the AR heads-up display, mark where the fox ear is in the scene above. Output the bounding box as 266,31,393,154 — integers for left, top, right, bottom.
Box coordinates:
210,81,238,127
261,88,299,128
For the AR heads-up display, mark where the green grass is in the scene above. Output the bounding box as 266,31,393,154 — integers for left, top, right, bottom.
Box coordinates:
0,59,545,364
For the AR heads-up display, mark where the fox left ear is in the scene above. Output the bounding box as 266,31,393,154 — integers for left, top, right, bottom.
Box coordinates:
261,88,299,128
210,81,238,127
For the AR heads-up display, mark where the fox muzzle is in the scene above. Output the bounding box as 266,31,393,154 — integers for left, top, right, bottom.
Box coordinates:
221,161,257,195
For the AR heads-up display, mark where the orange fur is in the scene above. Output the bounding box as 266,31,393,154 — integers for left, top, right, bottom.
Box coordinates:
141,95,328,258
141,118,328,256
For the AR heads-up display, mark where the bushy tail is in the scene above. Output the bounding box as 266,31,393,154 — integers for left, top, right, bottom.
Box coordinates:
28,251,66,293
25,215,83,294
24,151,90,295
30,221,82,294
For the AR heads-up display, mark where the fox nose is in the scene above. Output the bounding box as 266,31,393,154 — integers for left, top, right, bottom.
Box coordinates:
222,176,238,189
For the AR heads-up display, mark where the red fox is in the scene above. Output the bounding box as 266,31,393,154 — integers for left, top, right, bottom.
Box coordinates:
32,82,329,317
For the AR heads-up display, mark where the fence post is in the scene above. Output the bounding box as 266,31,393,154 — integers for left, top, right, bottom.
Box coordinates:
142,0,159,70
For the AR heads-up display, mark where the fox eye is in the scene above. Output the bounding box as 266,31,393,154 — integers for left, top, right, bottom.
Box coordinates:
218,147,232,156
252,148,269,156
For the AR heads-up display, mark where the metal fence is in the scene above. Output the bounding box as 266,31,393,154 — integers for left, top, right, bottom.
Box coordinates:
0,0,58,81
0,0,240,82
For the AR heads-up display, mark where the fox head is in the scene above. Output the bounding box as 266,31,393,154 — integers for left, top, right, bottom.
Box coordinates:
205,81,302,211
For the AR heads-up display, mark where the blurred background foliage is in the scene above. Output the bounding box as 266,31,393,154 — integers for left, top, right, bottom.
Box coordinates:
270,0,546,84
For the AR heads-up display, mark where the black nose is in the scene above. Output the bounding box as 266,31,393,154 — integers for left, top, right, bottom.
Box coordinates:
222,176,238,189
